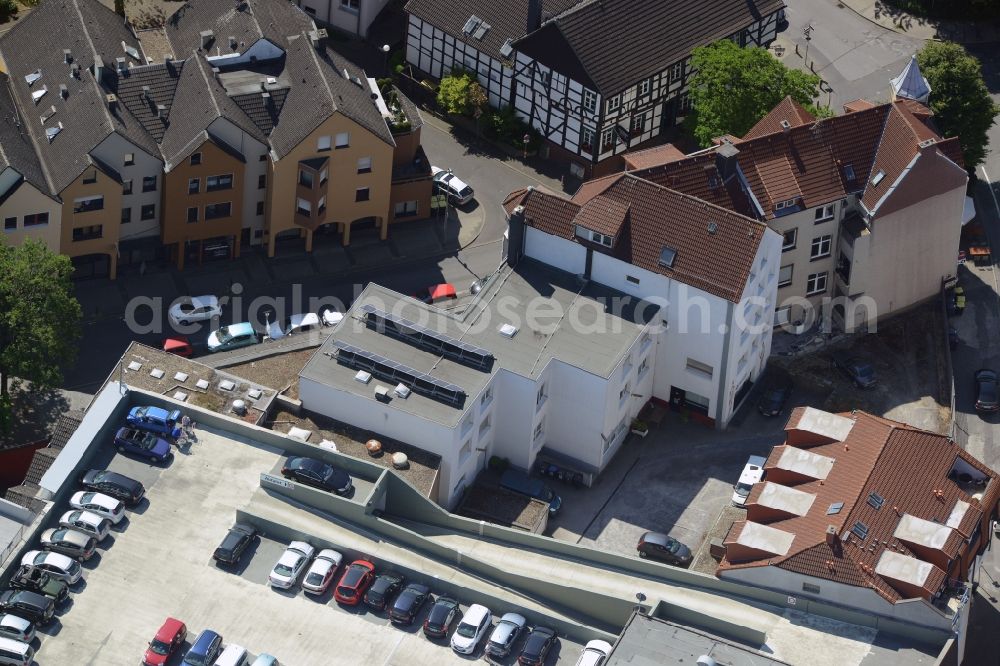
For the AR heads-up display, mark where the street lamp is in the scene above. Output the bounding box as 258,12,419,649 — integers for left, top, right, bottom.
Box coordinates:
382,44,391,76
803,24,814,71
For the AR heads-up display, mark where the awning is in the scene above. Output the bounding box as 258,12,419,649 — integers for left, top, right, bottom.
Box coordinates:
963,196,977,226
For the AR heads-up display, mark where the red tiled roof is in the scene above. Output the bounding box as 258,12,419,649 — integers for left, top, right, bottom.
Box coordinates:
719,410,1000,605
743,96,815,140
508,173,769,302
575,195,629,238
843,99,876,113
623,143,687,170
571,172,623,204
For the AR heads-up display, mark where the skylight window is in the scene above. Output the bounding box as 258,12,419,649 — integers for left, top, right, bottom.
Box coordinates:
826,502,844,515
867,492,885,510
658,246,677,268
842,164,856,181
462,15,483,36
45,122,63,143
851,521,869,540
31,86,48,104
499,39,514,58
24,69,41,86
871,170,886,187
472,22,491,40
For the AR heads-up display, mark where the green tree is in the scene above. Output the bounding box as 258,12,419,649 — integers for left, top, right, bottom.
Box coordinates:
436,71,478,116
916,41,998,171
115,0,126,18
685,40,824,147
468,81,488,136
0,240,82,426
0,0,18,24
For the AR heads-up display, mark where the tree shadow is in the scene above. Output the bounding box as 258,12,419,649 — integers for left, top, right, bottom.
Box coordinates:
0,383,71,447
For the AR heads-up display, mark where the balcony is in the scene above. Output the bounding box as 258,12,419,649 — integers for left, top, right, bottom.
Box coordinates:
839,210,868,249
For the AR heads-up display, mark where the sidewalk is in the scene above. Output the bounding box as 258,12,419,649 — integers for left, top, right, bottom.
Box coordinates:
839,0,1000,43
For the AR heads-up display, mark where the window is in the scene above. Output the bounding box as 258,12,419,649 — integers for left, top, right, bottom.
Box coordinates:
638,78,650,96
630,114,645,133
122,179,132,195
583,90,597,113
335,132,350,148
679,92,692,112
533,419,545,441
480,385,493,407
258,174,266,189
802,582,821,595
3,217,15,230
318,196,326,215
806,271,828,295
669,62,683,82
298,170,314,188
73,195,104,213
577,225,612,247
24,212,48,227
186,207,198,223
782,228,797,251
120,208,131,224
842,163,856,181
206,174,232,191
204,202,231,220
256,201,264,215
320,168,328,186
188,178,199,194
394,200,418,217
142,175,157,193
357,156,372,174
810,235,832,260
82,170,97,184
778,264,793,287
600,128,614,152
607,94,621,113
479,414,491,437
340,0,359,9
638,357,649,376
536,383,548,409
814,204,835,222
686,358,713,378
580,127,594,150
123,153,134,166
619,382,631,403
141,204,155,220
458,439,471,466
355,187,370,202
317,135,332,151
72,225,102,241
296,198,311,217
190,152,202,166
871,170,885,187
626,275,640,285
258,154,267,162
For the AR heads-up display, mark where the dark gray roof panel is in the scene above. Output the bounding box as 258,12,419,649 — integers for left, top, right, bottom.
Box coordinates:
0,74,49,192
164,0,314,57
111,61,184,142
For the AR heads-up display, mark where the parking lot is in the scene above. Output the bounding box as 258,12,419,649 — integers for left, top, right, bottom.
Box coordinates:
27,424,584,665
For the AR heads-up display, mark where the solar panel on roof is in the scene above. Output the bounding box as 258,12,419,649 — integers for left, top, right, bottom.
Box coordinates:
361,306,494,372
333,341,466,407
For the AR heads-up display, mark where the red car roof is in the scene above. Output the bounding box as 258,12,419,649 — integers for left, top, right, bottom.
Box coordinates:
428,284,456,300
154,617,185,642
162,336,190,352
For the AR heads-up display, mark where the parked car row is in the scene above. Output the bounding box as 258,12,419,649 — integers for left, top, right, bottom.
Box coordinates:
145,620,279,666
257,537,587,662
0,469,148,666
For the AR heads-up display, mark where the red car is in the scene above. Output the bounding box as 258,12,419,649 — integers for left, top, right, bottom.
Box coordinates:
142,617,186,666
162,336,193,357
414,283,457,305
334,560,375,605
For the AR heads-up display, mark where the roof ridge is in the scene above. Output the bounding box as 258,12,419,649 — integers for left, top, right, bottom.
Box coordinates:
303,36,339,115
193,55,224,119
70,0,119,144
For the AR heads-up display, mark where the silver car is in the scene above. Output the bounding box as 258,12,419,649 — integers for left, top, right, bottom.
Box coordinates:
0,614,34,644
58,510,110,541
39,528,96,561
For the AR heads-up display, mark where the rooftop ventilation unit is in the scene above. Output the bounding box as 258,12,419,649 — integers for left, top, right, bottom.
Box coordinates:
394,383,411,399
58,84,67,99
354,370,372,384
200,30,214,49
780,119,791,131
70,63,80,78
229,36,238,50
142,85,151,99
498,323,519,338
707,221,718,234
374,385,391,403
63,49,72,64
105,93,118,110
116,57,127,73
232,399,247,415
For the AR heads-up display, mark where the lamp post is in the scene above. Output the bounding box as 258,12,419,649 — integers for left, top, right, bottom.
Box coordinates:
382,44,391,76
803,25,814,71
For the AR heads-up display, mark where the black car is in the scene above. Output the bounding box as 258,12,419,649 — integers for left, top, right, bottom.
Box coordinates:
757,383,792,417
517,626,557,666
364,573,404,611
831,353,877,388
974,369,999,413
79,469,145,505
636,531,693,565
212,523,257,566
389,583,431,625
0,590,55,625
281,456,353,495
8,567,69,604
423,596,459,638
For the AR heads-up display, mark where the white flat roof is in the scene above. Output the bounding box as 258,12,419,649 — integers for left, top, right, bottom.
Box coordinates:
875,550,935,589
776,446,835,480
893,514,953,550
756,482,816,517
794,407,855,442
736,521,795,557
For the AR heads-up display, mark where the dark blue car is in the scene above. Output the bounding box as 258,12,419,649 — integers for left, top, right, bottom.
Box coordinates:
114,427,172,463
181,629,222,666
127,406,183,439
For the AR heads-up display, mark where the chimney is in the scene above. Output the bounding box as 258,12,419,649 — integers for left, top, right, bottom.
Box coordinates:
116,57,127,74
229,36,238,50
142,85,151,99
70,63,81,78
58,84,68,100
156,104,166,119
106,93,118,112
826,525,839,546
200,30,214,49
780,119,791,133
93,55,105,84
526,0,543,33
63,49,72,64
714,142,740,182
507,203,526,265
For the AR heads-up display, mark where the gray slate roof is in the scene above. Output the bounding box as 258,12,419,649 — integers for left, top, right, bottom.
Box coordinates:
0,0,157,194
0,74,49,194
110,61,184,142
164,0,313,58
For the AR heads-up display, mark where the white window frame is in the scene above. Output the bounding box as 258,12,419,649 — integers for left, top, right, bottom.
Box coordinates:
583,90,597,113
317,135,332,151
814,204,836,222
638,78,650,96
778,264,793,288
335,132,350,148
670,62,683,83
630,113,645,133
810,235,832,260
782,228,797,252
607,94,622,113
806,271,828,295
685,358,713,379
600,128,614,152
580,127,594,149
357,156,372,173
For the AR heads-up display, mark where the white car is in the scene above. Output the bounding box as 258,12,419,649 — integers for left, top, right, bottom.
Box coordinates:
0,613,34,644
20,550,82,585
266,313,322,341
575,639,613,666
431,166,475,205
168,295,221,327
301,548,343,595
268,541,315,589
731,455,767,507
69,491,124,525
451,603,492,655
58,510,111,541
321,308,343,327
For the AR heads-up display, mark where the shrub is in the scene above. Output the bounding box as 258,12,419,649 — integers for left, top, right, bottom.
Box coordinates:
0,0,18,23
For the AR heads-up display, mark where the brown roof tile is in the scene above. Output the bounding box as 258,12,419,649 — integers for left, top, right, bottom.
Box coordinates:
743,96,815,140
570,172,623,204
574,195,629,238
719,410,1000,605
623,143,686,170
843,99,876,113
